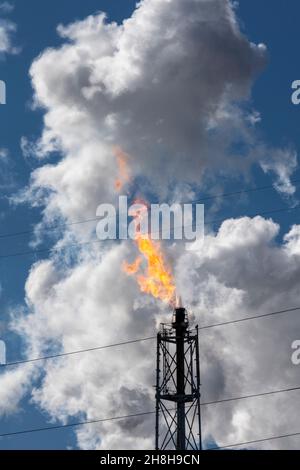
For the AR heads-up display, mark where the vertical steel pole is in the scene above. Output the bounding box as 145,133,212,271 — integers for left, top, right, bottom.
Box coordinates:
175,310,186,450
195,325,202,451
155,332,161,450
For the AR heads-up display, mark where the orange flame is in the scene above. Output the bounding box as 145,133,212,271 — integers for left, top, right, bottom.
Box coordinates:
113,146,131,192
123,204,176,305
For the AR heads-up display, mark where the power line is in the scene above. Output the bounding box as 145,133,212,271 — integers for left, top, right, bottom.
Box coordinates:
201,384,300,407
0,336,156,368
1,384,300,439
210,431,300,450
0,410,157,438
1,306,299,368
0,204,299,261
0,238,103,260
198,306,300,331
204,205,300,228
0,217,100,240
191,178,300,203
0,178,300,241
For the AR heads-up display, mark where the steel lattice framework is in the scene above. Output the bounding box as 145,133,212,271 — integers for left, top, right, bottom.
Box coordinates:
155,307,202,451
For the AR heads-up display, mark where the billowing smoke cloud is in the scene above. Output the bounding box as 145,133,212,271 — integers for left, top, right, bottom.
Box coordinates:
1,0,300,450
21,0,270,224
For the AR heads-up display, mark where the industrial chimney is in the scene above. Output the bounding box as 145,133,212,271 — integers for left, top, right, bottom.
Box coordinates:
155,305,202,450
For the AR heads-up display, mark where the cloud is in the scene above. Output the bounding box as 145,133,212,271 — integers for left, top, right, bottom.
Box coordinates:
0,2,14,14
21,0,269,225
0,364,36,416
261,147,298,200
0,19,16,55
0,148,16,189
0,3,17,57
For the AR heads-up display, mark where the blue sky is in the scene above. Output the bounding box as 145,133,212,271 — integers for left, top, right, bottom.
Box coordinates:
0,0,300,450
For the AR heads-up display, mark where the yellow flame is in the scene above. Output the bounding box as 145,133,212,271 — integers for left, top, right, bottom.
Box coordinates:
123,204,176,305
113,146,131,192
124,256,142,275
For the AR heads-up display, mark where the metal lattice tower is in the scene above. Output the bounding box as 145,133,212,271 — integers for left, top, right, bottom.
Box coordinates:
155,307,202,451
